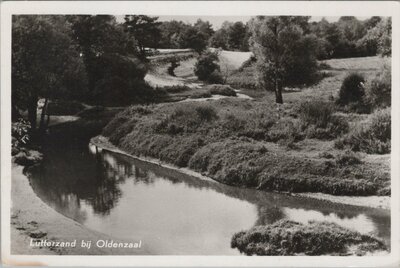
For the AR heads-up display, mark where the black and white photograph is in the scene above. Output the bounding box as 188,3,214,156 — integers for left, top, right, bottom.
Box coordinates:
1,1,399,266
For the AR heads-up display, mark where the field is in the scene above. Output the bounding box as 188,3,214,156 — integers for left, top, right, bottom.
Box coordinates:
102,54,391,196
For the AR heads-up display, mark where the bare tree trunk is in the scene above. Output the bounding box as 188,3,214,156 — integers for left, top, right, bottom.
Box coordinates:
28,97,38,132
39,98,49,132
275,79,283,104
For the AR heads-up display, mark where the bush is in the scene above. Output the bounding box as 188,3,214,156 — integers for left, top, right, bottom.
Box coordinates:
207,85,237,96
159,85,190,93
167,57,180,76
189,91,212,99
335,108,391,154
335,150,362,166
297,100,349,139
337,73,365,105
231,220,386,256
12,118,31,150
194,50,222,83
299,100,334,128
365,64,391,108
207,70,224,84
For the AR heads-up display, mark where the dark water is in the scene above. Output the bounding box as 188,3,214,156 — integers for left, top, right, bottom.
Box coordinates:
28,134,390,255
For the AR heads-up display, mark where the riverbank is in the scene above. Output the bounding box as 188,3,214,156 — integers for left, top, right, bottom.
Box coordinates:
91,135,390,210
11,160,152,255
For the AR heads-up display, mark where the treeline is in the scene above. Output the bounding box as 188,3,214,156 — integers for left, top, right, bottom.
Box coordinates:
143,16,391,59
12,15,392,133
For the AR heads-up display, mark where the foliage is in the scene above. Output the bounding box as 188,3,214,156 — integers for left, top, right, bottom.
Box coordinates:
12,119,31,149
124,15,162,58
103,99,388,196
297,100,349,139
194,50,223,83
365,63,391,108
249,16,318,103
207,85,237,96
68,15,152,107
335,108,391,154
159,85,190,93
358,18,391,57
337,73,365,105
209,21,250,51
167,57,180,76
179,27,208,54
231,220,386,256
12,15,88,131
335,150,362,166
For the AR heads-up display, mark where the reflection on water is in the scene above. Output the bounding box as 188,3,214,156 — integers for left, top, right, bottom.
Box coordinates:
27,142,390,255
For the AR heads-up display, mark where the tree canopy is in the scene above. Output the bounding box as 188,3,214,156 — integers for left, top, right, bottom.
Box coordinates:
249,16,318,103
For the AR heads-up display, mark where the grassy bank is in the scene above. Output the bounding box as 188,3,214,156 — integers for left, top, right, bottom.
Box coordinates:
231,220,387,256
102,99,389,196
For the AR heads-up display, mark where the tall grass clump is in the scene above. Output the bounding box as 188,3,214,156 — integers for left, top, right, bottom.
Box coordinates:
335,107,391,154
297,100,349,139
365,64,391,109
231,220,387,256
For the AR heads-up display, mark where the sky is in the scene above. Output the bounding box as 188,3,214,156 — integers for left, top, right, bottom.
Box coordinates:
116,15,370,29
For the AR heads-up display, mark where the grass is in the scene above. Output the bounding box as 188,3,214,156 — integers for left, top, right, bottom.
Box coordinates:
335,108,391,154
206,84,237,96
231,220,387,256
102,96,389,196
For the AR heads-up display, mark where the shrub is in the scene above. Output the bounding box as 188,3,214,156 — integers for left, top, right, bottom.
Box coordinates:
167,57,180,76
335,108,391,154
365,64,391,108
337,73,365,105
231,220,386,256
207,85,237,96
335,150,362,166
267,118,304,143
299,100,334,128
194,50,222,83
189,91,212,99
297,100,349,139
207,70,224,84
12,118,31,150
160,85,190,93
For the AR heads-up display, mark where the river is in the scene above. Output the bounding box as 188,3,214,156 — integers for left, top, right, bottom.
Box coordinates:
26,121,390,255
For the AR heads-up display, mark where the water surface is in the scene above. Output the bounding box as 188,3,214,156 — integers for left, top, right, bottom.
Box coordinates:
28,141,390,255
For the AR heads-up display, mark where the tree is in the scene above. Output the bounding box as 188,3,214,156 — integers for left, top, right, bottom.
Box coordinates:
68,15,137,92
178,26,208,54
158,20,190,48
194,19,215,39
69,15,149,106
249,16,318,103
227,22,248,50
12,15,87,133
358,17,391,57
209,21,231,49
124,15,161,58
194,50,223,83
